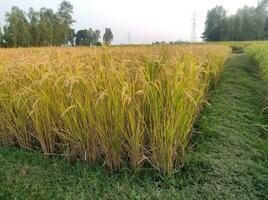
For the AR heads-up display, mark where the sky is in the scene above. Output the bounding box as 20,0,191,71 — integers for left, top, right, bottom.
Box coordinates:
0,0,258,44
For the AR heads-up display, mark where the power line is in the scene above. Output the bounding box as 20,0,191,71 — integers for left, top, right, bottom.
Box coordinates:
126,29,181,44
128,33,131,44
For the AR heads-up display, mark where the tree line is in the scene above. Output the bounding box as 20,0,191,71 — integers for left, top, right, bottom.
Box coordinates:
203,0,268,41
0,1,113,47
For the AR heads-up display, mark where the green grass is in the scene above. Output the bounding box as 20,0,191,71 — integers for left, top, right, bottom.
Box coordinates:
0,54,267,199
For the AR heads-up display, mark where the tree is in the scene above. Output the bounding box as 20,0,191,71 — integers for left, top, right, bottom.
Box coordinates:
4,6,31,47
39,8,55,46
203,6,228,41
257,0,268,10
88,28,95,45
1,0,75,47
103,28,113,45
228,15,240,41
67,28,75,46
75,29,90,45
203,1,268,41
265,17,268,39
28,7,41,46
57,0,75,45
75,29,102,46
0,1,113,47
231,5,267,40
0,26,3,47
92,29,101,45
256,0,268,39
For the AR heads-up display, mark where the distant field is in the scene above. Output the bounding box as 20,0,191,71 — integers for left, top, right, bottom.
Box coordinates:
0,45,229,176
1,50,267,200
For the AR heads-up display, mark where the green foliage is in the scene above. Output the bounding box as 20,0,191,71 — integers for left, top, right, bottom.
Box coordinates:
0,27,3,46
3,7,31,47
203,0,268,41
28,8,41,46
203,6,228,41
1,1,75,47
75,28,101,46
57,0,75,45
103,28,113,45
0,0,104,47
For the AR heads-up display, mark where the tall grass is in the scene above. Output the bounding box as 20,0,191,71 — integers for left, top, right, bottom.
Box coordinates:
246,43,268,132
0,45,229,176
246,43,268,82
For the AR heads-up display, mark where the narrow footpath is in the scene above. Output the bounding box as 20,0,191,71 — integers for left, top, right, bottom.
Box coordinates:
180,54,268,199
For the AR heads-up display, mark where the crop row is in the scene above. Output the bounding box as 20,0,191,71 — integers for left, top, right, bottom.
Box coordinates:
0,45,230,176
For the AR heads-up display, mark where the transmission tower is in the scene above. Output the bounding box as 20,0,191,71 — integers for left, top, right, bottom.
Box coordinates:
128,33,131,44
191,13,197,42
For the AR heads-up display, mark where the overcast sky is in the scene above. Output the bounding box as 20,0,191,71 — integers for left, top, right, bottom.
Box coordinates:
0,0,258,44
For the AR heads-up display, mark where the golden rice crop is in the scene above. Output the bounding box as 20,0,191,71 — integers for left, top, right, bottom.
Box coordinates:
0,45,230,176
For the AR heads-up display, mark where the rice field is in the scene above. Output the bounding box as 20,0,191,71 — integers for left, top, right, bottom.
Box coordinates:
0,45,230,176
246,43,268,132
246,43,268,83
